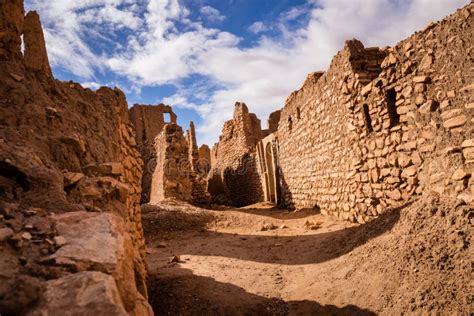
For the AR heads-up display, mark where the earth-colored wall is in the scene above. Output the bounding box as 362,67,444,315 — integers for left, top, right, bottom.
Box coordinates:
0,2,152,314
130,104,177,203
208,102,264,206
276,4,473,223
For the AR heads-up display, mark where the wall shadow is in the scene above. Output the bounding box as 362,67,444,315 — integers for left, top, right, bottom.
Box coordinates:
148,267,377,316
156,202,408,265
232,206,321,220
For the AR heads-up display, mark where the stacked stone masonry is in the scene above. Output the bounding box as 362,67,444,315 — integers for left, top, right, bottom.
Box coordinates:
208,102,265,206
0,1,152,314
210,4,473,223
187,122,211,203
150,123,193,203
275,4,473,223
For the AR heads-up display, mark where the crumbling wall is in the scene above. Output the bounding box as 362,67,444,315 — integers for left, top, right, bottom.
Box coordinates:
276,4,473,222
186,122,210,204
267,110,281,134
345,4,474,221
129,104,177,203
0,2,152,314
208,102,265,206
198,144,211,175
150,123,193,203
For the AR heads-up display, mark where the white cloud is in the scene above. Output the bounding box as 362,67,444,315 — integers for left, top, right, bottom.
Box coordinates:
25,0,470,146
248,21,268,34
200,6,225,22
24,0,143,79
81,81,102,90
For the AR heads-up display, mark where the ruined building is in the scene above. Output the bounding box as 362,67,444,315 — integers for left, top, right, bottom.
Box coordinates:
130,104,210,205
209,5,473,224
0,0,472,314
0,1,151,314
129,104,176,203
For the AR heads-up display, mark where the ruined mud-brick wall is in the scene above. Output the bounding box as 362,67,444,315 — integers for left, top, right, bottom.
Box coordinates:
277,4,473,223
0,2,152,314
277,48,375,216
130,104,177,203
150,123,193,203
186,122,210,203
347,4,474,217
208,102,264,206
267,110,281,134
198,144,211,174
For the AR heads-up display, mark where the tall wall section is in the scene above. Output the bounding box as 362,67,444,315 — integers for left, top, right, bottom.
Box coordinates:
150,123,193,203
277,4,473,223
0,2,152,314
186,122,210,203
129,104,177,203
208,102,265,206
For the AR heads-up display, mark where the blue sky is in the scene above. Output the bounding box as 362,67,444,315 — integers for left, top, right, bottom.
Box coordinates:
25,0,469,146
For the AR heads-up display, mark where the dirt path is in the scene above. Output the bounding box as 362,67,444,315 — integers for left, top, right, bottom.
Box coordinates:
142,199,471,315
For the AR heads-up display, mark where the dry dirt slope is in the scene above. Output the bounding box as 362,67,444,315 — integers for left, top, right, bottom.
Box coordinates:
142,197,472,315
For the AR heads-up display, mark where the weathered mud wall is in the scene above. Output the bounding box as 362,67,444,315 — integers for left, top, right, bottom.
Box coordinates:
150,123,193,203
208,102,265,206
0,2,152,314
276,4,473,222
130,104,177,203
186,122,210,203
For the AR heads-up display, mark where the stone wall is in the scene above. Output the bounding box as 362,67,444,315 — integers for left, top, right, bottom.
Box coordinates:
129,104,177,203
274,4,473,222
198,144,211,175
0,2,152,314
186,122,210,203
208,102,264,206
150,123,193,203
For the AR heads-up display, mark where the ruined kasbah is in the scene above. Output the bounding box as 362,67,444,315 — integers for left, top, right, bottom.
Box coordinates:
0,0,472,315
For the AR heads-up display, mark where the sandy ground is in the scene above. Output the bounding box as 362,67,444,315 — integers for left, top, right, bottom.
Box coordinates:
143,199,472,315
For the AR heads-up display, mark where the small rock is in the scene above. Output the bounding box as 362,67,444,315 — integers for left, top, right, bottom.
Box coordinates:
156,242,168,248
63,172,84,187
461,139,474,148
260,223,277,231
443,115,466,129
279,224,288,229
21,232,32,241
452,168,470,181
10,72,24,82
413,76,430,83
446,90,456,98
53,236,67,247
0,227,14,242
440,100,451,110
45,107,60,117
169,255,182,263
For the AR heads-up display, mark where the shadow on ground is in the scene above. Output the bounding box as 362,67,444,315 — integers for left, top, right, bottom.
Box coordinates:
233,206,321,220
148,267,376,316
147,203,409,265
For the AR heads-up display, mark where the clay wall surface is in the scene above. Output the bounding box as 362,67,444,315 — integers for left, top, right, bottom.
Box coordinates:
198,144,211,175
186,123,210,203
129,104,177,203
276,4,473,223
0,2,152,314
208,102,265,206
150,123,193,203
